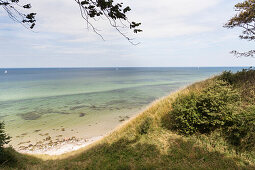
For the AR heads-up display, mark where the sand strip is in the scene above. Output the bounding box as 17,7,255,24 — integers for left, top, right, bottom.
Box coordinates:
18,136,104,156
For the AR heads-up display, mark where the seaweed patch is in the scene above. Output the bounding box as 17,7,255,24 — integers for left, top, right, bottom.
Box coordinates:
70,105,88,111
106,100,127,105
20,112,41,120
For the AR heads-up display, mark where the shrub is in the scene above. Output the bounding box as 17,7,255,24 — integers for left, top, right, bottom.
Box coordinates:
219,69,255,104
169,80,240,135
168,92,200,135
219,68,255,86
220,71,235,85
0,122,12,165
137,117,152,135
223,106,255,153
0,122,11,150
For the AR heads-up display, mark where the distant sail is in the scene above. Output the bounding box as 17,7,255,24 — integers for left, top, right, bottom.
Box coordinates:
4,70,7,74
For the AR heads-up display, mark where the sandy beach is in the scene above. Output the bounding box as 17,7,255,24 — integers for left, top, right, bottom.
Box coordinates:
18,136,104,156
14,108,143,156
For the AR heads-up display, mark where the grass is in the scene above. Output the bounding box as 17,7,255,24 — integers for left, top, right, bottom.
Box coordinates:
1,69,255,169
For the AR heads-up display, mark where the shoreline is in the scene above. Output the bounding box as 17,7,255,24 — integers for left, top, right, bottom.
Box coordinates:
13,87,185,157
13,77,210,158
14,105,151,157
18,135,104,156
11,78,209,157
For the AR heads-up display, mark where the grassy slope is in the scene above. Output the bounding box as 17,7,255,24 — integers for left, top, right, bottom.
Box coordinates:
1,72,255,170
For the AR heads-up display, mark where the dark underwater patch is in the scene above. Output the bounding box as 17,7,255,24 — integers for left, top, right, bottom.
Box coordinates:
70,105,88,110
106,100,127,105
20,112,41,120
79,113,86,117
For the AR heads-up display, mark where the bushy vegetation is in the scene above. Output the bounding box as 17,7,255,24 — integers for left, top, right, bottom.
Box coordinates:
220,69,255,104
169,80,240,135
0,122,10,149
167,68,255,155
0,122,14,165
223,106,255,153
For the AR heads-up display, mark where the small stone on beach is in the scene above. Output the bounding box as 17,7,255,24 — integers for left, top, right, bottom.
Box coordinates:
18,141,31,145
45,136,51,141
34,129,41,133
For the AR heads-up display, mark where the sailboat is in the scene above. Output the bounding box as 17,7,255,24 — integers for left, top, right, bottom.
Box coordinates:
4,70,7,74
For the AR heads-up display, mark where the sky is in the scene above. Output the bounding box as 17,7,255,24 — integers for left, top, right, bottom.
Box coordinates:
0,0,254,68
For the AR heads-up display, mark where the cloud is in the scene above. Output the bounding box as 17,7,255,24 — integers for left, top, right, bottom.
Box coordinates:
126,0,222,37
1,0,224,40
0,0,254,67
27,0,222,39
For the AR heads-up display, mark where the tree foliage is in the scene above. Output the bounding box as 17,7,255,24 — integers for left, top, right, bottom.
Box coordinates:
0,122,16,165
0,0,142,44
225,0,255,57
0,122,10,150
0,0,36,29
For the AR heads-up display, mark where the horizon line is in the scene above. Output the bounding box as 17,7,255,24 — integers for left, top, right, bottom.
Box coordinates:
0,66,252,69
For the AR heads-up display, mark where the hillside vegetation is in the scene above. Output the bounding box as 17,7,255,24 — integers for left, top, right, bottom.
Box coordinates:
1,69,255,170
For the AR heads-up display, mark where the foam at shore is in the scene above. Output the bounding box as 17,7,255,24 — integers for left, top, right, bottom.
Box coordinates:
18,136,104,156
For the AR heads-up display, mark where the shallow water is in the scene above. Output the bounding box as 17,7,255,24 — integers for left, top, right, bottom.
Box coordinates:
0,67,245,150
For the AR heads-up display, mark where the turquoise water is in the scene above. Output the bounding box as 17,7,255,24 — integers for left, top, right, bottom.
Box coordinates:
0,67,245,149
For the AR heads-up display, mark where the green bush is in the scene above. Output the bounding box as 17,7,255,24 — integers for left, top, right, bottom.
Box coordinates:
0,122,10,150
169,80,240,135
137,117,152,135
169,92,200,135
219,69,255,103
219,68,255,86
0,122,12,165
219,71,235,84
223,106,255,153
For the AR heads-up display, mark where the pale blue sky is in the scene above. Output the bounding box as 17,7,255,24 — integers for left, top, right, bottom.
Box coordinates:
0,0,254,68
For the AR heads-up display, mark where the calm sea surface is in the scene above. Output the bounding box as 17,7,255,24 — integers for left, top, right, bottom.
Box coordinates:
0,67,245,148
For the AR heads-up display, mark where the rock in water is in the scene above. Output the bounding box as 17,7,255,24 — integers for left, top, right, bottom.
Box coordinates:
79,113,86,117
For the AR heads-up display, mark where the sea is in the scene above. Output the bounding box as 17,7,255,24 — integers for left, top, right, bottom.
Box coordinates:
0,67,246,149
